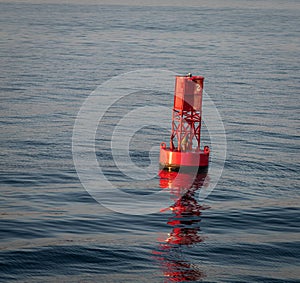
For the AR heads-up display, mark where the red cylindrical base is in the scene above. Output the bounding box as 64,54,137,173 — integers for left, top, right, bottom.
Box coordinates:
159,144,209,172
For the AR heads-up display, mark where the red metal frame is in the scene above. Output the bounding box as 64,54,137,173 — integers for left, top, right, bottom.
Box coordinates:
159,74,209,171
170,75,204,152
170,109,202,151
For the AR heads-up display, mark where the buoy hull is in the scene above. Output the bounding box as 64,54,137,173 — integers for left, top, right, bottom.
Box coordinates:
159,147,209,172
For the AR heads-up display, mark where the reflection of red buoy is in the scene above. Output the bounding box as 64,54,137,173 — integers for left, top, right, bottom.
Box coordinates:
158,170,208,198
154,170,209,282
159,74,209,172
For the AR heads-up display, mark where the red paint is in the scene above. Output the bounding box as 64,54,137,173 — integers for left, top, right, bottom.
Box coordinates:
159,74,210,171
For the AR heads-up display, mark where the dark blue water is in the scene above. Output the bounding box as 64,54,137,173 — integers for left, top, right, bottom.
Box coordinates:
1,1,299,282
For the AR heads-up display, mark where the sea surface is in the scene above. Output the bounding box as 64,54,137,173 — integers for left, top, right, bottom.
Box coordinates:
1,1,299,282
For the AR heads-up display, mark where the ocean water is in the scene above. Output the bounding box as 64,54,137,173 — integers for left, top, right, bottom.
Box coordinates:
1,1,299,282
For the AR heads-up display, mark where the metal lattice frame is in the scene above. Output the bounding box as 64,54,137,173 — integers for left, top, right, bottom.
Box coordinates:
170,109,202,151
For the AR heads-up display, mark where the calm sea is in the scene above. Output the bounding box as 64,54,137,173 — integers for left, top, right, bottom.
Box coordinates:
1,1,299,282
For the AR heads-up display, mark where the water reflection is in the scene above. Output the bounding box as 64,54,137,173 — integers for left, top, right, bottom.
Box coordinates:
154,171,210,282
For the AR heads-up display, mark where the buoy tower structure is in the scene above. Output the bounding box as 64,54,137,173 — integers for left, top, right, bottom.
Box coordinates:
159,73,210,172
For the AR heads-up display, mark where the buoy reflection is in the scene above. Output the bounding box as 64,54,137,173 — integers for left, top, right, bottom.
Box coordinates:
155,171,210,282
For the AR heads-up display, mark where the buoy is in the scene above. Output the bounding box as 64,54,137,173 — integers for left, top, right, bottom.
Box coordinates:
159,73,210,172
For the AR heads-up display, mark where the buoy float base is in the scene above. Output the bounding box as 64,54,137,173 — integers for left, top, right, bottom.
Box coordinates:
159,145,209,173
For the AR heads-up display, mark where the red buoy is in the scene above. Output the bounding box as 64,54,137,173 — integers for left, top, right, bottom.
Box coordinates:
159,74,209,172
